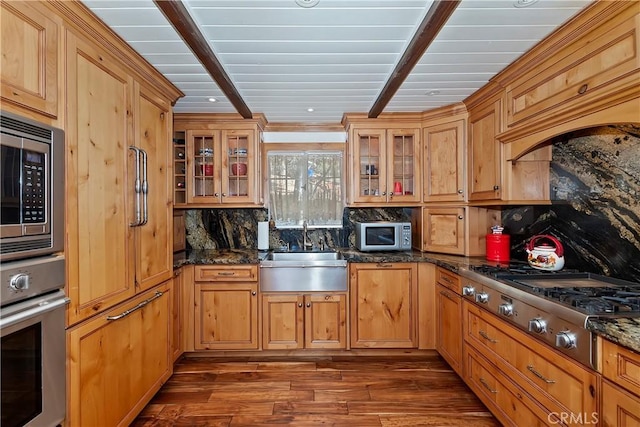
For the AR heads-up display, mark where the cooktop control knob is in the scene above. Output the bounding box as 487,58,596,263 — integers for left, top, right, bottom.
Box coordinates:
498,303,513,317
528,319,547,334
9,273,30,291
462,286,475,296
556,331,577,349
475,292,489,304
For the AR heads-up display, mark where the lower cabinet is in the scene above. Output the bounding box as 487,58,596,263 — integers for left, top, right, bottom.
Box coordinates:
349,263,418,348
600,338,640,426
262,293,347,350
435,268,463,376
194,265,259,350
462,301,598,425
172,268,183,362
66,281,172,427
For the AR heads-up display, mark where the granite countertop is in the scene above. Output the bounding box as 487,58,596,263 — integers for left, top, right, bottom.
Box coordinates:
174,249,268,267
587,317,640,354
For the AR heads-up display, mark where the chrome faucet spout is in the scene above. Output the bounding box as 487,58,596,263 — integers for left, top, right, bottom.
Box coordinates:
303,221,313,250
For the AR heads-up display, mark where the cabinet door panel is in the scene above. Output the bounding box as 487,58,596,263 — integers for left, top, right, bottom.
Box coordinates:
436,284,462,375
387,128,421,203
350,263,417,348
601,380,640,427
468,98,501,201
423,120,465,202
352,128,387,203
67,282,171,427
187,130,219,203
262,294,304,350
66,33,134,325
0,1,58,118
423,207,465,255
222,129,256,204
305,294,347,349
135,85,173,291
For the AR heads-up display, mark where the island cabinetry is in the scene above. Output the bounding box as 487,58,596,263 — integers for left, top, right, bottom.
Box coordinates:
0,1,59,120
463,301,598,425
435,268,463,376
173,114,265,207
411,206,495,256
193,265,259,350
343,115,422,205
67,281,172,427
422,118,466,203
349,263,417,348
599,338,640,426
261,293,347,350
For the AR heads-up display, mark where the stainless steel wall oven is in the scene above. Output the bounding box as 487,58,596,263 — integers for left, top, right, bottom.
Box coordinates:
1,111,67,427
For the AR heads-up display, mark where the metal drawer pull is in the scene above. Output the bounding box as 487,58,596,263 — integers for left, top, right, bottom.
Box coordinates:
107,291,164,321
375,263,393,268
439,290,456,302
217,272,236,276
479,330,498,343
479,378,498,394
440,276,452,284
527,365,556,384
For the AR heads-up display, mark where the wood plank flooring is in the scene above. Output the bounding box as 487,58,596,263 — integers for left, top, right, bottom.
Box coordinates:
131,354,501,426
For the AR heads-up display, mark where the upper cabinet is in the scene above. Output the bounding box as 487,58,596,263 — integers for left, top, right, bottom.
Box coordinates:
1,1,59,120
344,116,422,205
173,114,265,208
423,117,466,203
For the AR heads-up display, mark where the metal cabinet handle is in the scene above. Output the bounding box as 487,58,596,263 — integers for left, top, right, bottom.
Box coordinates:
458,215,463,220
251,291,257,296
526,365,556,384
479,330,498,343
375,263,393,268
217,272,236,276
457,189,463,194
439,290,456,302
222,193,227,197
214,193,220,197
298,303,303,308
140,148,149,226
479,378,498,394
306,302,311,308
107,291,164,321
493,185,500,190
129,146,142,227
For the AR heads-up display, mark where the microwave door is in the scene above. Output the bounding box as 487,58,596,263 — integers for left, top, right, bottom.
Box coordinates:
366,227,395,246
1,134,22,237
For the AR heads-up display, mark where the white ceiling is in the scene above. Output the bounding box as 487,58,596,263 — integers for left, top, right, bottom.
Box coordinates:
82,0,593,124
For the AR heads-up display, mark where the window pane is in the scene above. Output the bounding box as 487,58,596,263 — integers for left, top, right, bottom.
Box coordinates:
268,151,343,227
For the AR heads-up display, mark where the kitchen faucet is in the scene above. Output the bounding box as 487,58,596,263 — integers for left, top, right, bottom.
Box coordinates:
303,221,313,251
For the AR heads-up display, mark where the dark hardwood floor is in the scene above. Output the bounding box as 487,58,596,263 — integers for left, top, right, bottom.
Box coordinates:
131,353,501,426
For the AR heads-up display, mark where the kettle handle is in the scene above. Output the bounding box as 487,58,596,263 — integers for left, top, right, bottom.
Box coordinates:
526,235,564,257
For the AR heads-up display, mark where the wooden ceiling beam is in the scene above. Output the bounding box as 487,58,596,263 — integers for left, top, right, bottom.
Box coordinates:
153,0,253,119
368,0,460,118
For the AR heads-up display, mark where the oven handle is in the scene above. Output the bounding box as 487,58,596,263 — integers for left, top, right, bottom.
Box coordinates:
0,296,69,330
106,291,163,321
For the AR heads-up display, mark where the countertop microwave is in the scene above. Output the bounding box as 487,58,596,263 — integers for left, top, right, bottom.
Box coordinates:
355,221,412,252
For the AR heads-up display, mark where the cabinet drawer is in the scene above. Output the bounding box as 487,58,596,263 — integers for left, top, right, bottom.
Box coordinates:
195,265,258,282
601,338,640,397
436,267,461,293
464,302,598,419
464,345,554,427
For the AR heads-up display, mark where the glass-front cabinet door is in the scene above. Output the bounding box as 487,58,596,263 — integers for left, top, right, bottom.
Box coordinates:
221,129,254,204
187,130,218,203
387,128,421,203
352,128,387,203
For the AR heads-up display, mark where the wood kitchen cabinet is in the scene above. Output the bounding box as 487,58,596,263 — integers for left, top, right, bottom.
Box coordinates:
0,1,59,120
435,268,463,376
599,338,640,426
463,301,598,425
173,113,265,207
422,118,466,203
262,293,347,350
411,206,495,256
65,31,176,324
349,263,417,348
171,268,184,362
193,265,259,350
344,116,422,205
67,281,172,427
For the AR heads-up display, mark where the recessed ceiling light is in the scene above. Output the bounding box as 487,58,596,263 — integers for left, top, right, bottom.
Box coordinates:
307,108,315,112
295,0,320,8
208,97,217,103
426,90,440,96
513,0,539,8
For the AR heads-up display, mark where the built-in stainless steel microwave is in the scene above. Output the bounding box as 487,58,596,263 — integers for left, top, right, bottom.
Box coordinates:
355,221,412,251
0,111,64,261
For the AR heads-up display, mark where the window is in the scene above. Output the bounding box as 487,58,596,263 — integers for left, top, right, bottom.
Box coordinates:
267,150,343,228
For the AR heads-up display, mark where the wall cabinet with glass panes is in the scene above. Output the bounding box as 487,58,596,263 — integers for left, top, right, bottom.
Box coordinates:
347,125,421,205
173,114,265,207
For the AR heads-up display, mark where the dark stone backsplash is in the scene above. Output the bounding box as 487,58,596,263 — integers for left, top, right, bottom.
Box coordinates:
184,207,411,251
502,125,640,283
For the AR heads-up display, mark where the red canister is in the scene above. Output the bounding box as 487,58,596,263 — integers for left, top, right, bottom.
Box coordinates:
486,234,511,262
